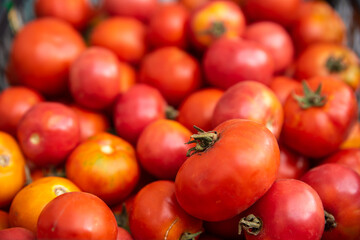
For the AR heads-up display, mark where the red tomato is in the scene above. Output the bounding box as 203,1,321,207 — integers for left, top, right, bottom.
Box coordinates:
137,119,192,180
188,0,246,51
17,102,80,166
180,0,209,11
129,180,203,240
239,179,324,240
322,148,360,175
0,227,35,240
203,214,243,239
277,144,309,179
90,17,147,65
0,87,43,137
70,47,121,110
139,47,202,106
116,227,133,240
269,76,301,106
301,163,360,240
177,88,224,133
175,119,280,221
9,18,86,96
118,61,137,94
203,37,274,89
37,192,118,240
281,76,358,158
212,81,284,139
242,21,294,73
113,84,166,145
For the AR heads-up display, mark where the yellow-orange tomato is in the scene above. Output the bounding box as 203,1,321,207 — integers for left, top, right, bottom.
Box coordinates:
66,132,140,206
341,121,360,149
0,132,26,208
9,176,80,233
118,61,137,94
0,210,9,230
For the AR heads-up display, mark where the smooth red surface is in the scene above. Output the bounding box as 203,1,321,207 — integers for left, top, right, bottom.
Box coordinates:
116,227,133,240
323,148,360,176
269,76,301,106
277,144,309,179
0,227,35,240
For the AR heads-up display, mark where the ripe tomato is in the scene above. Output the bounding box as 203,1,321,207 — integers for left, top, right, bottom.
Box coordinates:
177,88,224,133
0,210,9,230
37,192,118,240
118,61,137,94
9,176,80,233
203,37,274,89
175,119,280,221
341,121,360,149
295,43,360,91
243,21,294,73
322,148,360,175
277,144,309,179
140,46,202,106
0,132,26,208
114,84,166,145
188,0,246,51
116,227,133,240
90,17,147,65
66,132,140,206
180,0,209,11
239,179,324,240
0,227,35,240
9,18,86,96
17,102,80,166
269,76,301,106
301,163,360,240
281,76,358,158
212,81,284,139
129,181,203,240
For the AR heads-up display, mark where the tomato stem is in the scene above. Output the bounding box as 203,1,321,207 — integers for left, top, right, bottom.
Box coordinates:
324,210,337,231
165,105,179,120
239,214,262,236
180,231,203,240
0,154,10,167
186,126,218,157
293,81,327,109
326,55,347,73
199,21,227,38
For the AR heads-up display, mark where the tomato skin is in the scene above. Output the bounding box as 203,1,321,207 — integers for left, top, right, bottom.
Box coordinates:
277,144,309,180
37,192,118,240
322,149,360,175
129,181,203,240
175,119,280,221
0,210,9,230
116,227,133,240
281,76,358,158
114,84,166,145
212,81,284,139
269,76,301,106
241,179,324,240
341,121,360,149
139,47,202,106
118,61,137,94
0,227,35,240
203,37,274,89
243,21,294,73
9,18,86,97
301,163,360,240
180,0,209,11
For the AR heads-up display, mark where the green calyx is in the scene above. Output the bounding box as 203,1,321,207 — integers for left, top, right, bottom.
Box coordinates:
200,21,227,38
293,81,327,109
186,126,218,157
239,214,262,236
326,55,348,73
324,210,337,231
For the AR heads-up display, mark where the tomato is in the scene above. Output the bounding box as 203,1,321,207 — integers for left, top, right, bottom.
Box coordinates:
281,76,358,158
295,43,360,91
0,227,35,240
0,132,26,208
291,1,346,53
114,84,166,145
203,37,274,89
239,179,324,240
188,0,246,51
0,87,44,137
322,148,360,175
140,46,202,106
9,176,80,233
203,215,243,239
90,17,147,65
277,144,309,179
37,192,118,240
242,21,294,73
9,18,86,96
177,88,224,133
34,0,94,30
175,119,280,221
147,3,189,49
341,121,360,149
212,81,284,139
0,210,9,230
118,61,137,94
17,102,80,166
301,163,360,240
269,76,301,106
129,181,203,240
66,132,140,206
137,119,192,180
116,227,133,240
180,0,209,11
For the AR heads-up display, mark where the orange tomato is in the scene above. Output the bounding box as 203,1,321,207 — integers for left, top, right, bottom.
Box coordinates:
180,0,209,11
9,176,80,233
0,210,9,230
341,121,360,149
269,76,301,106
0,132,26,208
118,61,137,94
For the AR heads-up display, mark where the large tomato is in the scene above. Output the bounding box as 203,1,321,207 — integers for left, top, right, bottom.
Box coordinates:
175,119,280,221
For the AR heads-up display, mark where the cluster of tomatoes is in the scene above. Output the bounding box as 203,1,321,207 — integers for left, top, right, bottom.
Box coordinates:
0,0,360,239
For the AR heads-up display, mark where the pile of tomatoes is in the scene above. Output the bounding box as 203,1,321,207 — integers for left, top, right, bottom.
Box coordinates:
0,0,360,239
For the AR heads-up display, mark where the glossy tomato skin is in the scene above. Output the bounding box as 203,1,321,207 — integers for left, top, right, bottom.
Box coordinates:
203,37,274,89
116,227,133,240
281,76,358,158
277,144,309,179
322,148,360,175
175,119,280,221
129,181,203,240
113,84,166,145
137,119,192,180
301,164,360,240
269,76,301,106
17,102,81,166
212,81,284,139
0,227,35,240
140,47,202,106
37,192,118,240
9,18,86,97
188,0,246,51
243,21,294,73
241,179,324,240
